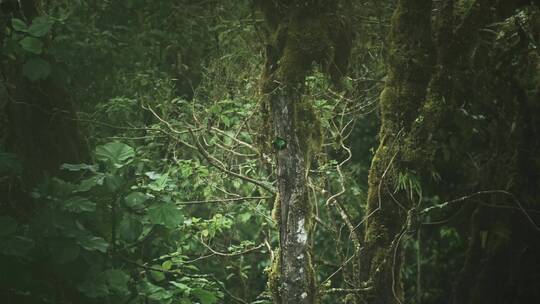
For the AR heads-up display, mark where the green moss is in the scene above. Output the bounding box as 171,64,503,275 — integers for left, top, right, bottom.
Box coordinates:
268,249,281,303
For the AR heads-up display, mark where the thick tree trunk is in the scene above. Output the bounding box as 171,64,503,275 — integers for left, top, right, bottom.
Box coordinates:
258,1,352,303
358,1,434,303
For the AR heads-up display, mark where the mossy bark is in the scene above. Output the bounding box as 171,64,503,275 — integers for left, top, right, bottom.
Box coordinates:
258,1,352,303
358,1,434,303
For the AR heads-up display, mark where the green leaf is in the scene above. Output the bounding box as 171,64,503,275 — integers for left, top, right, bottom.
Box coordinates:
60,163,98,172
125,192,149,209
95,142,135,168
161,260,173,271
63,196,96,213
105,173,124,191
78,236,109,253
22,57,51,81
192,288,218,304
11,18,28,32
140,281,173,301
148,173,169,191
147,202,183,228
150,265,166,282
19,37,43,54
0,216,18,237
170,281,190,292
119,216,142,242
103,269,130,295
28,16,53,37
75,174,105,192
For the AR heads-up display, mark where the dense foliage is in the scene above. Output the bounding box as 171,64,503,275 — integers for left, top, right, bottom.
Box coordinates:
1,1,539,304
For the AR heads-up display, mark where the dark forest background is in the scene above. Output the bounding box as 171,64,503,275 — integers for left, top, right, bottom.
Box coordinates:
1,0,539,303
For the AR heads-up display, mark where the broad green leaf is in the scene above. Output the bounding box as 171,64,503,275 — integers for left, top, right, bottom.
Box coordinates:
148,173,169,191
11,18,27,32
0,216,17,237
22,57,51,81
170,281,190,292
78,236,109,253
150,265,166,282
63,196,96,213
105,173,124,191
75,174,105,192
28,16,53,37
95,142,135,168
119,216,142,242
192,288,218,304
60,163,98,172
20,37,43,54
125,192,149,208
139,281,173,301
147,202,183,228
161,260,173,271
103,269,130,295
145,171,161,180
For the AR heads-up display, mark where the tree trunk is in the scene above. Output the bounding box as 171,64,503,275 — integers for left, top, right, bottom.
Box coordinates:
358,0,434,303
257,1,352,303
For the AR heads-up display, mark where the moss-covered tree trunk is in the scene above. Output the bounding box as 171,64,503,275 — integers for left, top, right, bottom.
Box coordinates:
358,0,434,303
258,1,351,303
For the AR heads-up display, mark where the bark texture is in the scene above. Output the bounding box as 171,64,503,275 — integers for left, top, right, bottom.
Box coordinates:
257,1,352,303
358,0,434,303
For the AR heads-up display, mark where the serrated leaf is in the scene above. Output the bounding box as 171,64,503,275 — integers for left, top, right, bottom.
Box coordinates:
22,57,50,81
28,16,53,37
95,142,135,168
147,202,183,228
20,37,43,54
11,18,28,32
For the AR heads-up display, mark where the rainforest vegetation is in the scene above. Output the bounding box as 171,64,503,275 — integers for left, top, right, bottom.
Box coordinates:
1,0,540,303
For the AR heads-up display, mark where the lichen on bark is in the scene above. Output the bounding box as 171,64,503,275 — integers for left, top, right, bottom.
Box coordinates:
256,1,352,303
